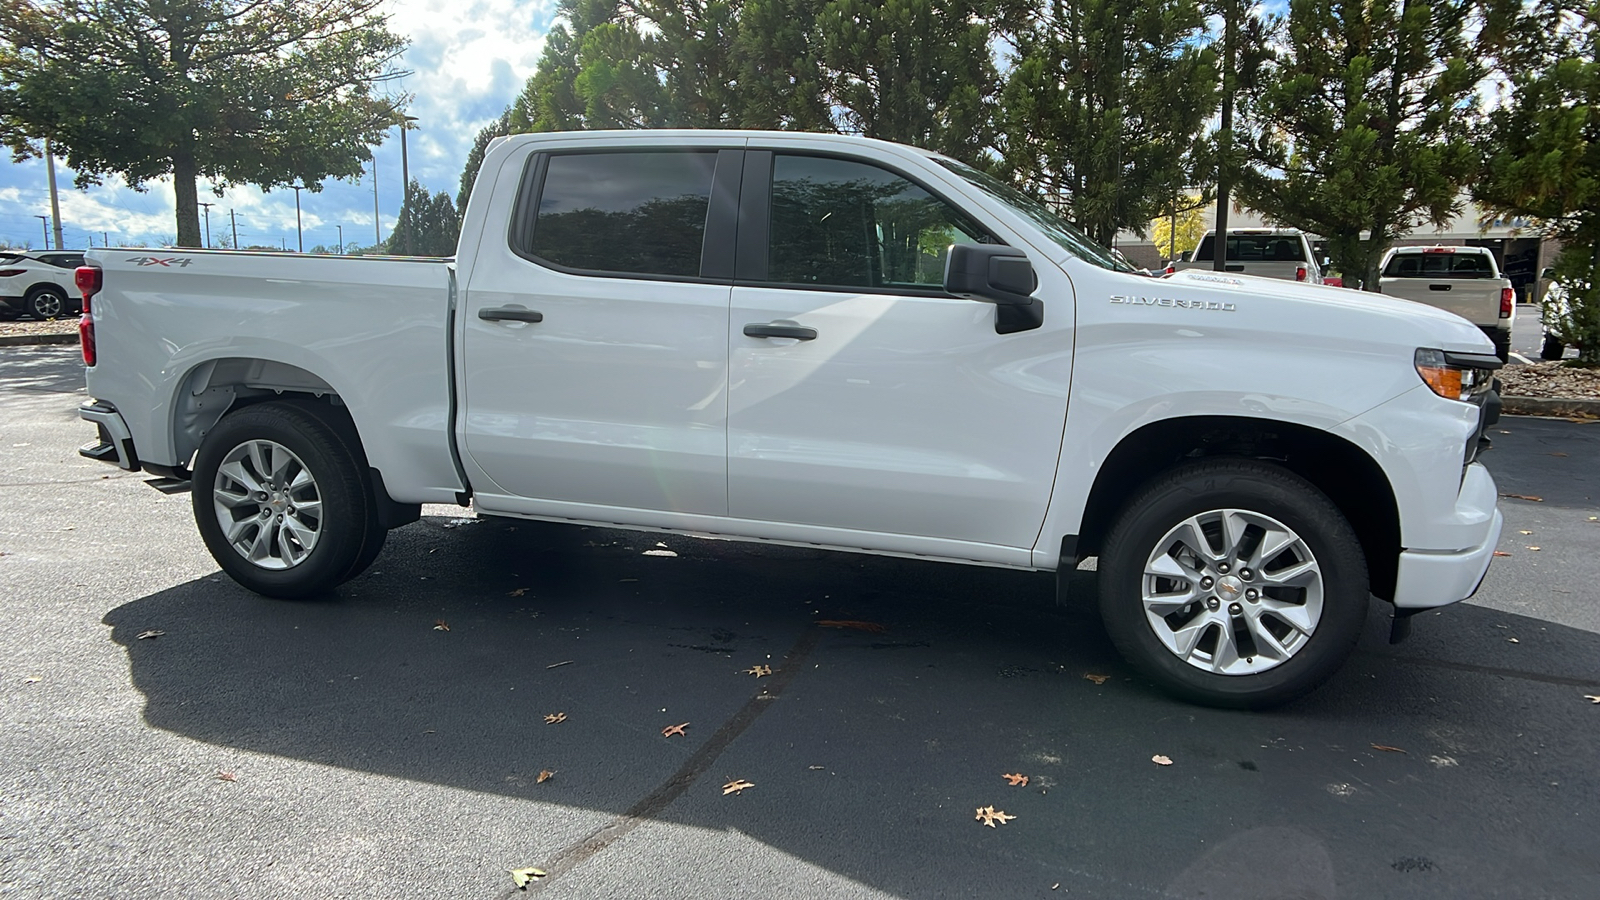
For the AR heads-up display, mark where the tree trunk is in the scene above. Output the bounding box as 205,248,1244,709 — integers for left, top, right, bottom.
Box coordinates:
173,150,202,248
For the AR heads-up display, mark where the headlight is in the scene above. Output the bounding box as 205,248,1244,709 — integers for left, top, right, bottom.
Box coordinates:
1415,348,1497,402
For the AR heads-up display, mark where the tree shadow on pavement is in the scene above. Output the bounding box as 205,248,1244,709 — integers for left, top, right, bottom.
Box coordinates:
103,515,1600,899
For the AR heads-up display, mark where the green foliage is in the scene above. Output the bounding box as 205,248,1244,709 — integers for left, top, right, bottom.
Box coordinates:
1235,0,1484,290
0,0,408,248
997,0,1216,246
1474,2,1599,363
459,108,514,213
385,180,460,257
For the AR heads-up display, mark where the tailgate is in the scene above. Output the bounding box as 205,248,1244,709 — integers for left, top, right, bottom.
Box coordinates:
1379,277,1501,326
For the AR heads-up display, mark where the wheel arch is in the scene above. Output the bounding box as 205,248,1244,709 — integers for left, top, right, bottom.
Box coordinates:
1072,415,1401,602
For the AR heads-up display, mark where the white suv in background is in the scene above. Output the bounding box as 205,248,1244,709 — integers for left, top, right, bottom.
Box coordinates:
0,250,87,319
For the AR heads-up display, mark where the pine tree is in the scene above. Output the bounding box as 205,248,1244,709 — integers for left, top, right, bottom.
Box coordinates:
996,0,1217,245
386,180,460,257
1235,0,1484,290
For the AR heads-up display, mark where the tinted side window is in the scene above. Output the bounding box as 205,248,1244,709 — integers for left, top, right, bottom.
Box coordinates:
767,155,986,290
40,254,84,268
530,151,717,278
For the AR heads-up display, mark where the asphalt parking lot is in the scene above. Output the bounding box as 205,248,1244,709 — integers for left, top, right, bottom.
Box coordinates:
2,345,1597,900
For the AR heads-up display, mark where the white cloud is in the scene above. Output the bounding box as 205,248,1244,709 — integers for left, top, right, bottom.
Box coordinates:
0,0,557,249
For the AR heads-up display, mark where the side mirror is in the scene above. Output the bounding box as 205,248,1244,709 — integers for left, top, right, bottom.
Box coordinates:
1179,250,1192,262
944,243,1044,334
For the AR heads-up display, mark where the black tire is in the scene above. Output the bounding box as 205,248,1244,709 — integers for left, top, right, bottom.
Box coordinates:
276,399,387,584
1491,330,1512,363
1540,334,1565,361
25,285,68,319
1098,459,1369,709
192,402,375,599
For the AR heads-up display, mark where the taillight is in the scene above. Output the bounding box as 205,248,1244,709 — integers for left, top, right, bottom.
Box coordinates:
75,266,101,366
1500,287,1514,318
1164,265,1175,275
1295,266,1308,281
0,268,26,277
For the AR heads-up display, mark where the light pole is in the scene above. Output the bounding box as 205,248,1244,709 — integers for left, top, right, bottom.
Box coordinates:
33,214,49,247
290,184,305,252
45,139,63,250
336,224,343,254
229,209,238,249
371,156,380,246
198,202,214,248
398,114,419,256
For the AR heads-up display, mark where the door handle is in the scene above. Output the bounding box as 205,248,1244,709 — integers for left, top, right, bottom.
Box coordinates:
743,322,817,341
479,306,544,323
1428,284,1452,291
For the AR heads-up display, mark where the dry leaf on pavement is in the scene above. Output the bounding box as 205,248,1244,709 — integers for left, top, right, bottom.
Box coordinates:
136,630,165,640
744,665,772,678
1508,638,1520,644
1371,744,1407,753
543,712,567,724
510,867,547,889
1526,546,1541,551
1152,755,1173,766
975,805,1016,827
1083,673,1109,685
1003,773,1029,786
662,722,689,738
816,620,887,633
1584,695,1600,704
722,779,755,795
433,620,450,631
215,770,237,782
1500,493,1543,502
508,588,528,597
1493,551,1512,557
536,769,554,784
643,549,678,557
1519,530,1533,535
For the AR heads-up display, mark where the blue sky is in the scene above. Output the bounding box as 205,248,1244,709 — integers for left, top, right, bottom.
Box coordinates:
0,0,558,251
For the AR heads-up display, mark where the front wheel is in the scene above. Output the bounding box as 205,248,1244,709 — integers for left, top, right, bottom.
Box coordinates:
192,402,375,599
1098,460,1369,708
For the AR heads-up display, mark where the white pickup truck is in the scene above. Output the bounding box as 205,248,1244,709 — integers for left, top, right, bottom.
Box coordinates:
74,130,1505,708
1168,228,1324,284
1378,245,1516,361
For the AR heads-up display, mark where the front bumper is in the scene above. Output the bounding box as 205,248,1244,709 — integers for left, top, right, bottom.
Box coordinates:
79,399,140,471
1392,462,1504,609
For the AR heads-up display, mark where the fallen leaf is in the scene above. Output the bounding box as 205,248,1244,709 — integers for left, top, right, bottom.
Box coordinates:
974,805,1016,827
543,712,567,724
1590,517,1598,522
433,619,450,631
510,867,546,889
1519,530,1533,535
1527,546,1541,551
545,660,574,669
507,588,528,597
1371,744,1407,753
662,722,689,738
1584,695,1600,704
215,770,236,782
722,779,755,795
816,619,887,633
536,769,554,784
1083,672,1109,685
744,665,772,678
1500,493,1543,502
808,765,826,770
1508,637,1520,643
1549,451,1569,457
1152,755,1173,766
1493,551,1512,557
136,630,165,640
1003,772,1029,786
642,549,678,557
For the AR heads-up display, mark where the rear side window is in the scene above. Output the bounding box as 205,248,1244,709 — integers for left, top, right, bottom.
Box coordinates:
527,151,717,278
1383,252,1493,278
1193,234,1307,263
38,254,84,268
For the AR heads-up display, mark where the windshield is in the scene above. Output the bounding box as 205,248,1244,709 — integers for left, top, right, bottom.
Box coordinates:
936,158,1141,274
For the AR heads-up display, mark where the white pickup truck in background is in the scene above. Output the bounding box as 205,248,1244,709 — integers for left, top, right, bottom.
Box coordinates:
1378,245,1515,361
1168,228,1324,284
74,130,1505,708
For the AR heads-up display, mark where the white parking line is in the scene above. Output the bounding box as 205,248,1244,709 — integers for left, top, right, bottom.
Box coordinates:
1510,352,1535,365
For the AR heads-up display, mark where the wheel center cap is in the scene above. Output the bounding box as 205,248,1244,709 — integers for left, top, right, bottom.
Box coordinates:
1217,576,1244,600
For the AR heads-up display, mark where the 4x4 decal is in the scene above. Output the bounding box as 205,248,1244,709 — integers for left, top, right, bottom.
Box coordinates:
126,256,193,267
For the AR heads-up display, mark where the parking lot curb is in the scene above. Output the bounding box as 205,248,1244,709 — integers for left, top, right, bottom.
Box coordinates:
1502,395,1600,419
0,332,78,347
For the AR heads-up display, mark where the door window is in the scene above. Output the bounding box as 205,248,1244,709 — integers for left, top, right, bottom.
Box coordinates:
526,151,718,278
766,155,987,290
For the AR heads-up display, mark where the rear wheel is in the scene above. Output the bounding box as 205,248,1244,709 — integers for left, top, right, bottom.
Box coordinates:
192,402,376,599
1540,334,1565,361
25,286,67,319
1098,459,1369,708
1491,330,1512,363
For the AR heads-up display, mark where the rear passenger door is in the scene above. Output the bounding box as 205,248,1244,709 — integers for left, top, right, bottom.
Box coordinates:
460,144,742,517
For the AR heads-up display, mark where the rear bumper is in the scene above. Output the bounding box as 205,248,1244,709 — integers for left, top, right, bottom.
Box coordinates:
78,400,140,471
1392,462,1504,609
